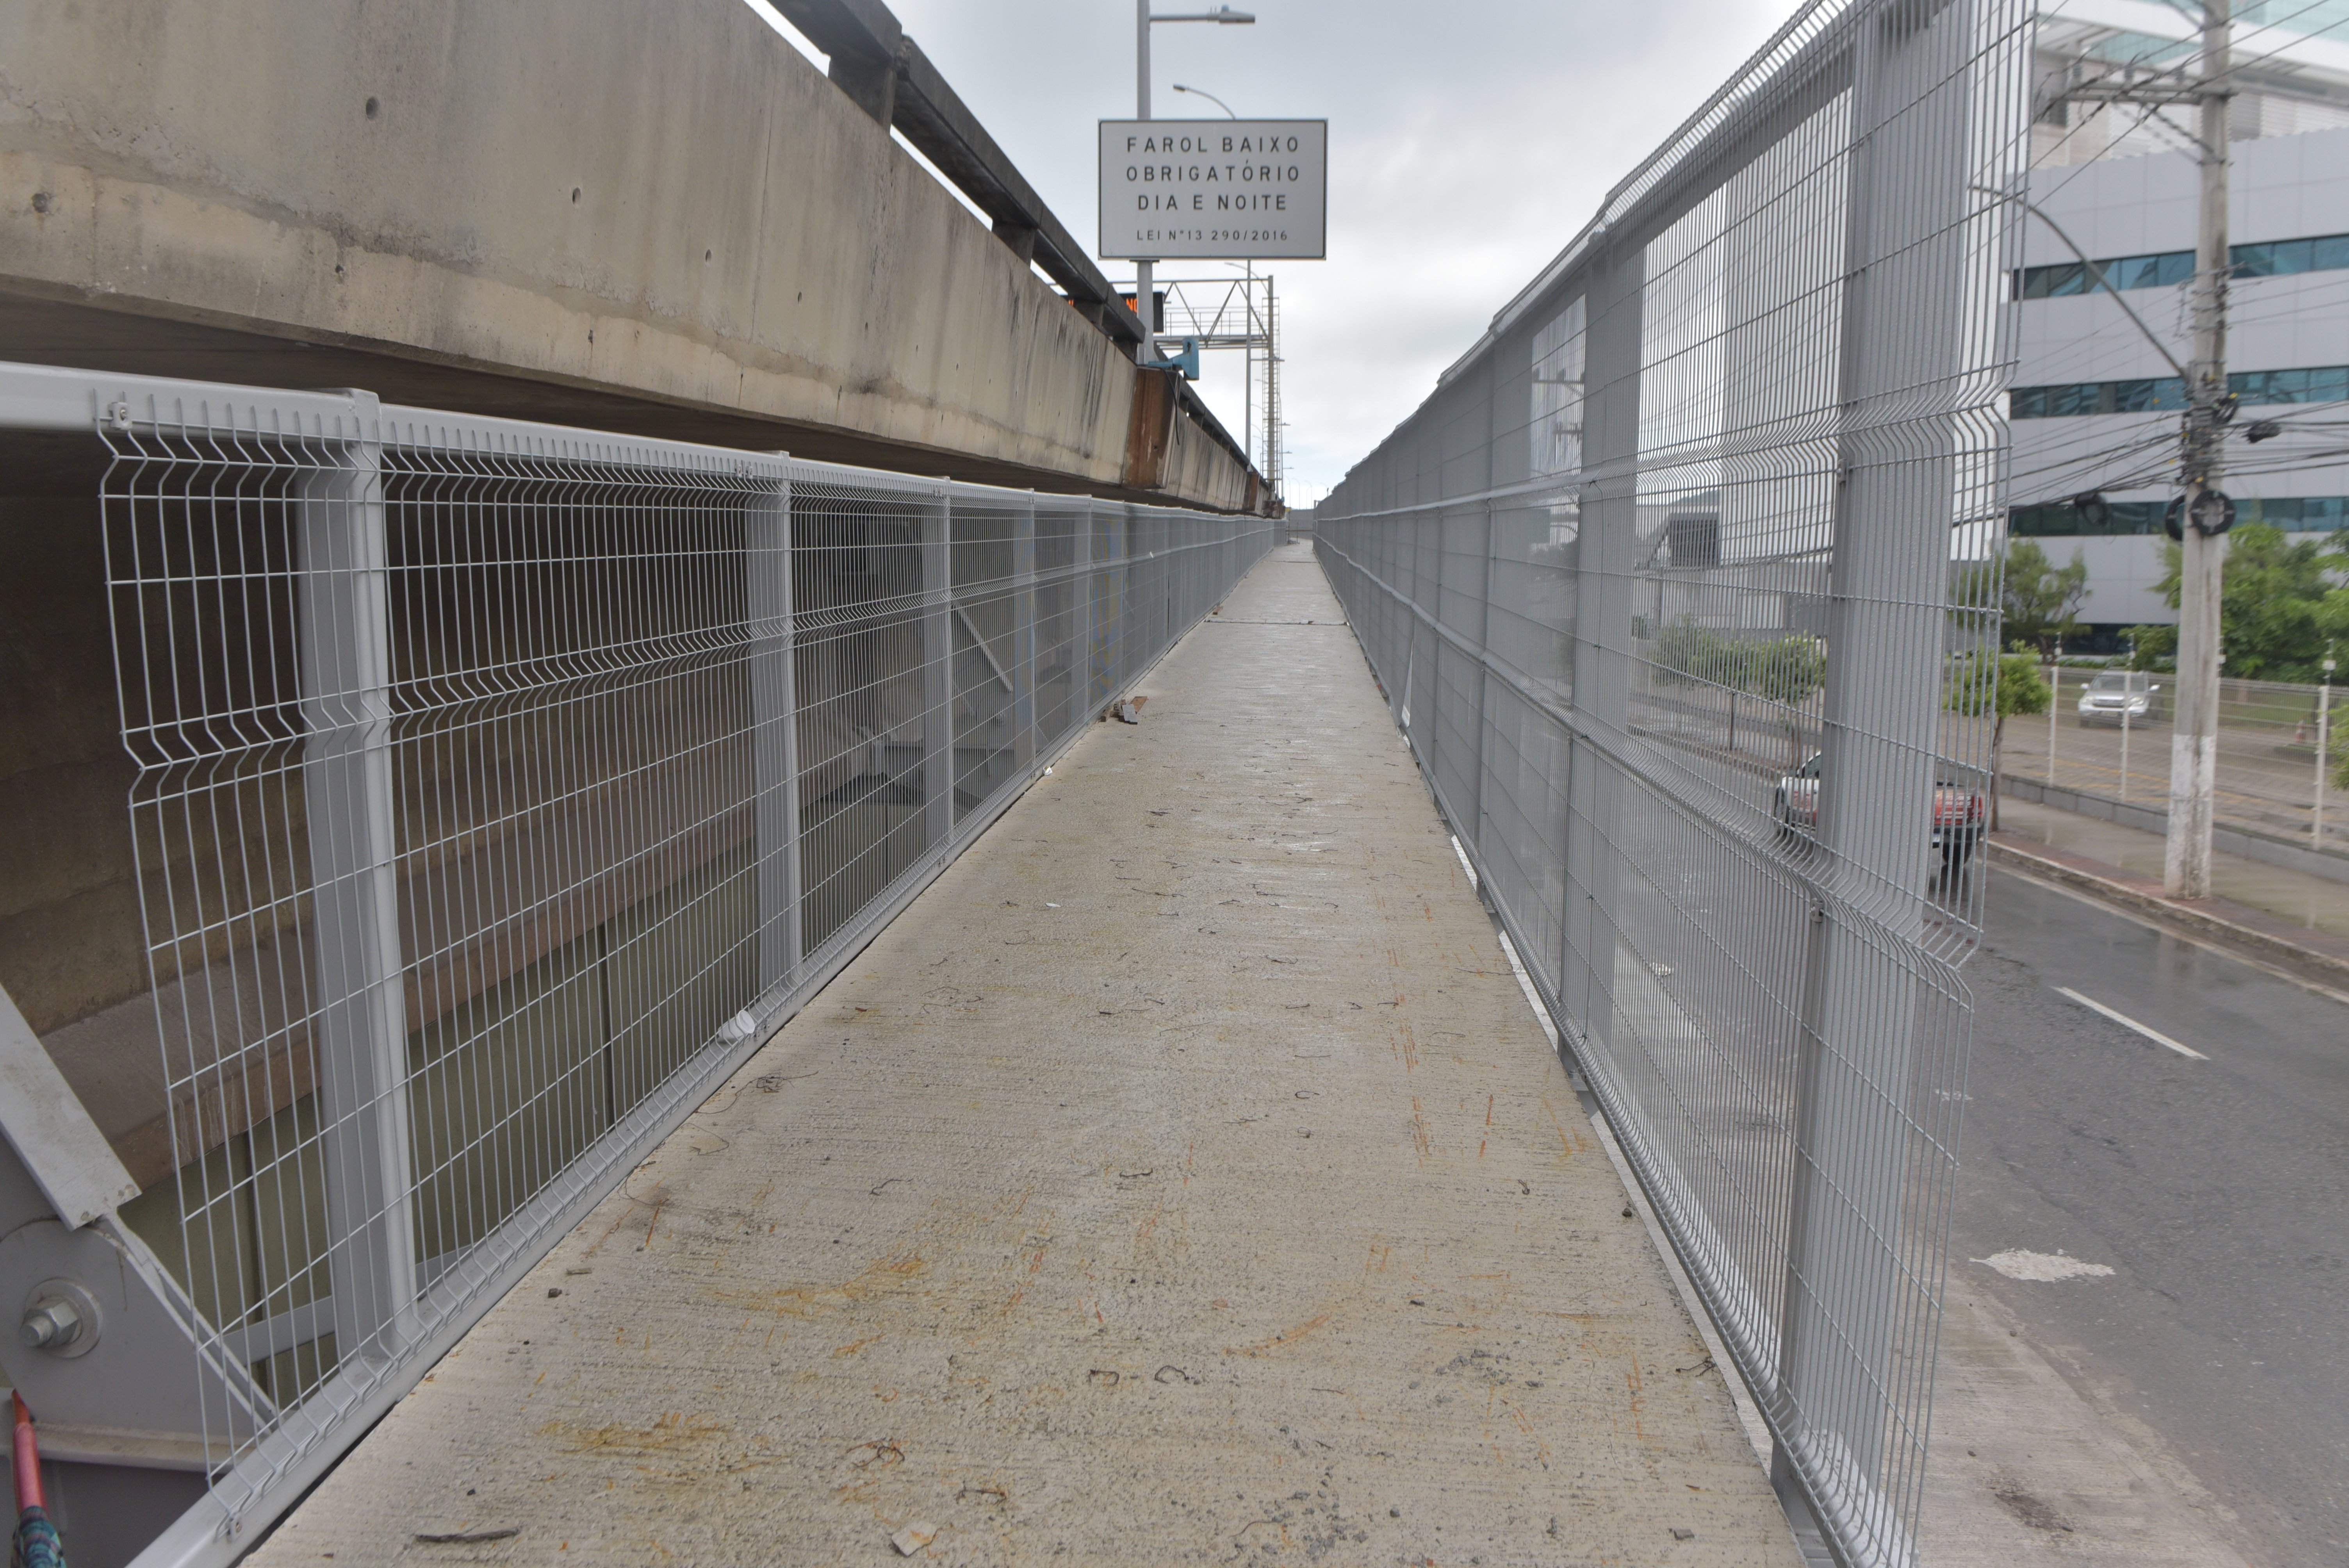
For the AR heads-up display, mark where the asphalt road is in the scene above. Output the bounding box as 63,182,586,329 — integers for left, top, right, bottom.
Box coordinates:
1959,870,2349,1567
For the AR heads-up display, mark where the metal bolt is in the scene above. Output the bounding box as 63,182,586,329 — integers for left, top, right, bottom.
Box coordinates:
20,1297,83,1351
105,399,132,432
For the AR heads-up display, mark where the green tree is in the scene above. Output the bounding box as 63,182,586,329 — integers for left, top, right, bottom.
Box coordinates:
2322,533,2349,649
1654,622,1826,768
2153,523,2340,681
1946,647,2051,830
2000,540,2090,654
2125,624,2175,670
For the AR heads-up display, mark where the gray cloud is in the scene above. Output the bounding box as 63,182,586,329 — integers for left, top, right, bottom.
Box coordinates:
754,1,1800,501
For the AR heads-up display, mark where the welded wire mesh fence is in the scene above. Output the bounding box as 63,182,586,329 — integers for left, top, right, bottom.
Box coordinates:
69,376,1267,1558
2008,668,2345,850
1315,2,2029,1562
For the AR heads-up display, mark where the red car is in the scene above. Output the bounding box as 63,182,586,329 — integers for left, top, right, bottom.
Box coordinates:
1773,752,1986,869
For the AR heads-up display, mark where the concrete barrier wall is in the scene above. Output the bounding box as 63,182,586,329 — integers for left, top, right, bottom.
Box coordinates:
0,0,1256,510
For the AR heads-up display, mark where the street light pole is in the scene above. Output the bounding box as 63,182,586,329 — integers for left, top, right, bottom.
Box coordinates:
1132,5,1254,366
2165,0,2232,898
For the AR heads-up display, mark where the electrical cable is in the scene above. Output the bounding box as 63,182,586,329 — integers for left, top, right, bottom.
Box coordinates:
11,1395,62,1568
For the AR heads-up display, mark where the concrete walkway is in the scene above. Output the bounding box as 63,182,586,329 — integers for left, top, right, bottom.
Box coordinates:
252,545,1797,1567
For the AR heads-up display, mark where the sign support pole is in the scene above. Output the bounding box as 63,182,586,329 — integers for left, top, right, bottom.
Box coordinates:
1135,0,1157,364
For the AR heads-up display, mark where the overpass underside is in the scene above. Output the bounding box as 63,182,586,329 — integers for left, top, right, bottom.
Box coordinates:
0,294,1135,501
246,545,1796,1566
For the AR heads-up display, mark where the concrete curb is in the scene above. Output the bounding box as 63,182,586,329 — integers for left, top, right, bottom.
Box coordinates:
1988,837,2349,986
1998,773,2349,887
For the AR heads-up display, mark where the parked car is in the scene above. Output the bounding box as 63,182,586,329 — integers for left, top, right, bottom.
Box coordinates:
1773,752,1987,869
2076,670,2164,726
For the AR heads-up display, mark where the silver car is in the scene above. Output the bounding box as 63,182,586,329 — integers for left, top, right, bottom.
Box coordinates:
2076,670,2165,727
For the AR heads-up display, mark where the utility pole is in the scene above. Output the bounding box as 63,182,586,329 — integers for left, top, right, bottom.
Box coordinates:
2165,0,2232,899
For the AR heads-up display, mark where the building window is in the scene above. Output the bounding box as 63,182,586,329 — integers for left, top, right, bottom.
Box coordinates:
2230,233,2349,278
2010,501,2165,536
2016,250,2194,298
2242,495,2349,530
2010,377,2187,417
2229,365,2349,405
2011,366,2349,418
2012,232,2349,299
2010,496,2348,536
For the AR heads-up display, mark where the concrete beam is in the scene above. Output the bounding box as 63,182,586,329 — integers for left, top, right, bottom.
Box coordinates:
0,0,1263,511
887,37,1134,328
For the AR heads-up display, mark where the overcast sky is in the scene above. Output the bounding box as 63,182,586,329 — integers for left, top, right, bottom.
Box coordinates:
752,0,1804,503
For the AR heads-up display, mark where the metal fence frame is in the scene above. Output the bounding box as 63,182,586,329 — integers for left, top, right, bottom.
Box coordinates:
2012,665,2346,853
1314,3,2029,1563
0,361,1271,1567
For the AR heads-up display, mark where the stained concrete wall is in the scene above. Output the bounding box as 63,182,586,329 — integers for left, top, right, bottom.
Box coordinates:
0,0,1254,511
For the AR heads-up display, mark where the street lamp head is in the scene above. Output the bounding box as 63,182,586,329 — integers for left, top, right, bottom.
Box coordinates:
1212,5,1255,19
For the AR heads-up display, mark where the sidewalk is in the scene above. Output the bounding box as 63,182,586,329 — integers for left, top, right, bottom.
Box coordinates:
250,544,1798,1567
1991,795,2349,979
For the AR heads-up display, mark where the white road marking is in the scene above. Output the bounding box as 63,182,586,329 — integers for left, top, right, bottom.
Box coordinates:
1996,861,2349,1008
2055,986,2208,1060
1974,1248,2116,1283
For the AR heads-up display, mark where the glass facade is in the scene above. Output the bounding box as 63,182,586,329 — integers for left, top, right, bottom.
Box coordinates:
2012,232,2349,299
2010,496,2349,536
2011,366,2349,417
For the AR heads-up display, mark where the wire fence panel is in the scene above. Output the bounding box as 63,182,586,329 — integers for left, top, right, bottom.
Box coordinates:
1315,3,2030,1563
2007,667,2346,852
77,378,1270,1561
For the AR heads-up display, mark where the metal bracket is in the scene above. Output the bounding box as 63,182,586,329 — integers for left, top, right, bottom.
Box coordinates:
0,981,269,1456
0,984,139,1230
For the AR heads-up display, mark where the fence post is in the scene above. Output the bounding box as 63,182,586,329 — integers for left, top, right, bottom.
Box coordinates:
1075,503,1097,713
1471,498,1496,862
923,492,954,852
2318,672,2333,847
1776,0,1973,1541
1470,333,1506,871
1111,508,1132,693
2048,661,2060,785
1560,245,1645,1057
748,475,801,1001
1013,495,1039,772
297,393,419,1364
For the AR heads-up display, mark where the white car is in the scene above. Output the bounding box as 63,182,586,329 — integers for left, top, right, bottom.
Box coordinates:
2076,670,2165,727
